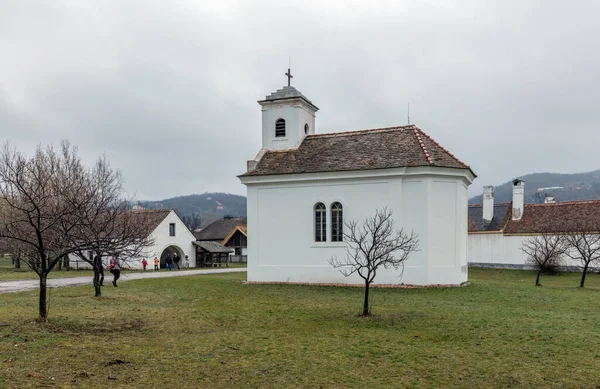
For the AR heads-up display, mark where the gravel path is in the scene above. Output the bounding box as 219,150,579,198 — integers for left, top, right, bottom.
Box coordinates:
0,268,247,294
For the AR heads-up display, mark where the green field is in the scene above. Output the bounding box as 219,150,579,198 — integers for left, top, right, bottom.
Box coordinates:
0,257,246,281
0,268,599,388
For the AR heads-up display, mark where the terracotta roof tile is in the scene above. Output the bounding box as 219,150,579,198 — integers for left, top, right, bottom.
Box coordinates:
240,125,472,177
504,200,600,234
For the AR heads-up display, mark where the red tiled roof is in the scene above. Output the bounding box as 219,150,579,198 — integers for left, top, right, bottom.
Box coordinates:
504,200,600,234
240,125,472,177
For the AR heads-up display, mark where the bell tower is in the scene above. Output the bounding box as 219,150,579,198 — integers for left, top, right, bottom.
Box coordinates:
257,68,319,150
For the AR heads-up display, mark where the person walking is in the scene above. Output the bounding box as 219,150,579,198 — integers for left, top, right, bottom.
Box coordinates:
109,256,121,287
173,253,181,270
165,254,173,271
93,254,105,287
141,258,148,271
185,255,190,269
153,256,159,271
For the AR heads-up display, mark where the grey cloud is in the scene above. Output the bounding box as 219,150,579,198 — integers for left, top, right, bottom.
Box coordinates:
1,0,599,200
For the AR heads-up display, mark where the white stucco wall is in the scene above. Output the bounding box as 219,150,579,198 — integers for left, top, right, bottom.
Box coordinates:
468,233,581,268
68,210,197,269
242,167,473,286
145,210,197,269
260,99,316,150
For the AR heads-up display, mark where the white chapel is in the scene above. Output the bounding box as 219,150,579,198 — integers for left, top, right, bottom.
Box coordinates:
239,77,476,286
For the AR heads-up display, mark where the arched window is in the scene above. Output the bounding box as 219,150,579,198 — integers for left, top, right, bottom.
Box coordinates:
331,202,343,242
275,119,286,137
304,123,309,134
314,203,326,242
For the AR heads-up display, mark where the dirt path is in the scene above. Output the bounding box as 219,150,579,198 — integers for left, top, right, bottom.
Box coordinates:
0,268,247,293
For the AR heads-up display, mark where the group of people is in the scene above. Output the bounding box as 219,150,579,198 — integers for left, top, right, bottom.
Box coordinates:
141,253,190,271
93,254,121,287
92,252,191,289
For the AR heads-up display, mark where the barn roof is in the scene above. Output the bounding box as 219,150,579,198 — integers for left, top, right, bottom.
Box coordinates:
193,241,233,253
504,200,600,234
221,225,248,246
240,125,473,177
468,203,511,232
194,217,247,241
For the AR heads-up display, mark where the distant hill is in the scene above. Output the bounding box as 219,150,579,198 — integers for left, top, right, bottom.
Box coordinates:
139,193,247,228
469,170,600,204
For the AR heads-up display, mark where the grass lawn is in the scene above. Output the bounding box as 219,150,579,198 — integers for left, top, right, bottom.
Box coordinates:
0,257,246,281
0,268,599,388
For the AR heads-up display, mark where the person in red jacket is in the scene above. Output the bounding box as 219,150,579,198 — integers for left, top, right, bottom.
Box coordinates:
141,258,148,271
109,256,120,287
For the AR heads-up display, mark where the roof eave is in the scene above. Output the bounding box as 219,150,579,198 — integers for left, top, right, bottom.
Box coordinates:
257,96,319,112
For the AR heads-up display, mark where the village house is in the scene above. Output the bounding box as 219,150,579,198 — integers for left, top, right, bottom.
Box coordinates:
238,77,476,286
468,180,600,269
193,216,247,265
70,209,197,269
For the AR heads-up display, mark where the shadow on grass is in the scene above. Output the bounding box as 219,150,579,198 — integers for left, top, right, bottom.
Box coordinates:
41,317,148,335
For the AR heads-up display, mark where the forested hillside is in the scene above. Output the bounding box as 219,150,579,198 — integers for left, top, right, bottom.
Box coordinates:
469,170,600,204
139,193,246,228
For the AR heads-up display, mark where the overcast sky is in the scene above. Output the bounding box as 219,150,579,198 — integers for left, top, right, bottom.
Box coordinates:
1,0,599,200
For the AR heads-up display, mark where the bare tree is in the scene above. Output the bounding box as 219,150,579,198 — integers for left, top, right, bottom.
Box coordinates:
532,191,553,204
0,141,150,320
71,207,157,297
329,207,419,316
521,234,568,286
563,222,600,287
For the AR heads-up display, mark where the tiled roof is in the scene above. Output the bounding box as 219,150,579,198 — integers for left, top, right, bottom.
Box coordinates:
261,86,315,105
504,200,600,234
121,209,171,237
192,241,233,253
194,217,247,241
241,125,472,177
468,203,511,232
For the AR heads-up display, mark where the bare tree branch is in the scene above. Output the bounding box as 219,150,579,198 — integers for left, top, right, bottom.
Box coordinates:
521,234,568,286
562,220,600,287
0,141,153,320
328,207,419,316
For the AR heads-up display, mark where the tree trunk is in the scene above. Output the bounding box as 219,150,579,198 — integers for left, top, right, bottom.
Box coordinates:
93,265,102,297
580,263,589,287
38,273,48,321
64,256,70,271
362,281,370,316
535,269,542,286
14,254,20,269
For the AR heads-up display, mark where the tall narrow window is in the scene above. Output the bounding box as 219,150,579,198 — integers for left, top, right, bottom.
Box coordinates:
304,123,309,134
275,119,286,137
314,203,326,242
331,202,343,242
169,223,176,236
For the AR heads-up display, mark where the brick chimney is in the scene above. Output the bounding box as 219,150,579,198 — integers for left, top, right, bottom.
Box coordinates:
482,185,494,224
512,179,525,220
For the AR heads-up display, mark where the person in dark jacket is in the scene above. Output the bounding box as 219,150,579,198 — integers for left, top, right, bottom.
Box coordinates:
93,254,104,287
165,254,173,271
173,253,180,270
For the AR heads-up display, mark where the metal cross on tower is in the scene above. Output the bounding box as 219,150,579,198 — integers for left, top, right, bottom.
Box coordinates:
285,67,293,87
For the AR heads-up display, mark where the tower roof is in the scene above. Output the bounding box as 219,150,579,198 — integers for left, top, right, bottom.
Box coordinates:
258,86,319,111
